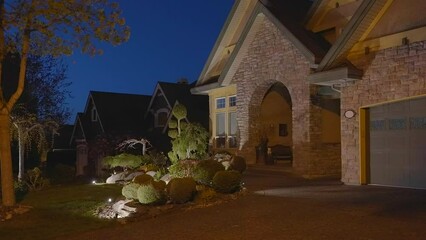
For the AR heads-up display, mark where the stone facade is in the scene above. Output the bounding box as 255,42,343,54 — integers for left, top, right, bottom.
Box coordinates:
232,17,341,177
341,40,426,184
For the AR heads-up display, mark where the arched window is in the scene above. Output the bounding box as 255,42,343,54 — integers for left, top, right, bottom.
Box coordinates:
155,109,169,128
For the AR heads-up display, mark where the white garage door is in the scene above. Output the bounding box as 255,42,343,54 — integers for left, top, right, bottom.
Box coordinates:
369,97,426,189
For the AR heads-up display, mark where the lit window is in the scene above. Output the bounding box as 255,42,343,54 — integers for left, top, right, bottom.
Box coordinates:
216,113,226,136
216,97,225,109
228,112,238,148
229,96,236,107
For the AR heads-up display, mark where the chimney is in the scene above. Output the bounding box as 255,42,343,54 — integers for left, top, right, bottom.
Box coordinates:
177,78,188,85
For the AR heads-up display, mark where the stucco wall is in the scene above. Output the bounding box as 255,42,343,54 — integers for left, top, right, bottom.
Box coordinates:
341,40,426,184
232,17,341,176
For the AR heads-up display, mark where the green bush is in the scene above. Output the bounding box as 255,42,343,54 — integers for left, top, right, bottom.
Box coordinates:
51,164,75,184
133,174,153,185
230,156,247,173
152,180,166,191
193,160,224,185
168,159,198,178
212,170,242,194
122,182,140,200
103,153,143,169
167,177,196,204
137,183,164,205
14,180,28,202
25,167,50,191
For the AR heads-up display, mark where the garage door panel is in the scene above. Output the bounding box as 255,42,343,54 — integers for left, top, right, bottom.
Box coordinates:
369,97,426,189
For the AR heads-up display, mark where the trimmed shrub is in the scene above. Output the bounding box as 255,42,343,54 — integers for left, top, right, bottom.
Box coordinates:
230,156,247,173
133,174,153,185
152,180,166,191
167,177,196,204
212,170,242,194
193,159,224,185
122,182,140,200
103,153,143,169
25,167,50,191
137,183,164,205
168,159,198,178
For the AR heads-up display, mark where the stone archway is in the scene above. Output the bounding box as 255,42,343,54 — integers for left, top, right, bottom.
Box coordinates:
259,82,293,149
237,80,293,165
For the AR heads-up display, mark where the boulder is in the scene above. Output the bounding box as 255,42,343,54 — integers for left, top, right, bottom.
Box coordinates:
145,171,157,177
160,173,172,184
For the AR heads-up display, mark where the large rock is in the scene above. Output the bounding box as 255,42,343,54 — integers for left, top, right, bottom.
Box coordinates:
160,173,172,184
106,171,144,183
112,199,137,219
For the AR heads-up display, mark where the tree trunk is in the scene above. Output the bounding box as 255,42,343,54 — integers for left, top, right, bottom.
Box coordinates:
0,109,16,206
18,128,25,181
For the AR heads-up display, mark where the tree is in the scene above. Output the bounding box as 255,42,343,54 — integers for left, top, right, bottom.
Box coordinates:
0,0,130,206
168,103,209,163
11,105,59,180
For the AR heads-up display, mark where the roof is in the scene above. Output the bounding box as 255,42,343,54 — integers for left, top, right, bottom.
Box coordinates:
193,0,329,93
90,91,151,135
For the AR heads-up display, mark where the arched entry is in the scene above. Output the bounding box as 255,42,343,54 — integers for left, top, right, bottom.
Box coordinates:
257,82,293,164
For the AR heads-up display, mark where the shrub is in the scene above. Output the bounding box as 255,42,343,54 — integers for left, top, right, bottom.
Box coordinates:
167,177,196,204
14,180,29,202
133,174,153,185
103,153,143,169
152,180,166,191
230,156,247,173
137,183,164,205
149,150,169,168
212,170,242,194
168,159,198,178
122,182,140,200
194,185,217,205
193,160,224,185
153,167,167,181
140,163,159,172
25,167,50,191
50,164,75,184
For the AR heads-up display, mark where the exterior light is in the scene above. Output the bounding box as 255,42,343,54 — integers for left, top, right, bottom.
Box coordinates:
108,198,113,203
92,180,96,184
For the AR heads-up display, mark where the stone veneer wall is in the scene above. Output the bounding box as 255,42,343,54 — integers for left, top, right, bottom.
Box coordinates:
232,17,341,176
341,40,426,184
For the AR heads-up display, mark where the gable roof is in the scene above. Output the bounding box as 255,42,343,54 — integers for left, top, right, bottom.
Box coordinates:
145,81,209,132
193,0,328,93
89,91,151,135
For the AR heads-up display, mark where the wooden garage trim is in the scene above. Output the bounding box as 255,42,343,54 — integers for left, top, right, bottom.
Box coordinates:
359,108,369,185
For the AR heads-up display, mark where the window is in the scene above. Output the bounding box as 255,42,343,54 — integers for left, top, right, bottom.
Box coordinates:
228,112,238,148
216,97,226,109
216,113,226,136
91,107,97,122
213,94,238,149
229,95,236,107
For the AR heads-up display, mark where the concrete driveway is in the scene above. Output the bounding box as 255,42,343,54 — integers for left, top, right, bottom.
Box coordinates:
61,163,426,240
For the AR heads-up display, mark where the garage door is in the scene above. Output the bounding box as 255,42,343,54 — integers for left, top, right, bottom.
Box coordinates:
369,97,426,189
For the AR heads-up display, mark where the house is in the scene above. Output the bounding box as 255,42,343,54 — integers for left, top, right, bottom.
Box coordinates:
192,0,426,188
144,80,209,153
70,91,151,176
47,124,76,169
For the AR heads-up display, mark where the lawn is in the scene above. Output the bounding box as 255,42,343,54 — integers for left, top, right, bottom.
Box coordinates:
0,183,123,240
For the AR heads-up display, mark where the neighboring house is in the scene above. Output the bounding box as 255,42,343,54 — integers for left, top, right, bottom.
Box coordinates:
144,80,209,153
47,124,76,170
70,91,151,176
192,0,426,188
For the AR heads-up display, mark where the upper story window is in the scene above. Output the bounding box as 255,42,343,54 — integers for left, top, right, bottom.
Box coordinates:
216,97,226,109
91,107,98,122
229,95,236,107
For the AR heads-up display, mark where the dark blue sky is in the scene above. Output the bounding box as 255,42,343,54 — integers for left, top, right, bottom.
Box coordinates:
65,1,233,122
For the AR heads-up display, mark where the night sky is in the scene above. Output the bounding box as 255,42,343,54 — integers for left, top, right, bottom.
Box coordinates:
64,0,233,122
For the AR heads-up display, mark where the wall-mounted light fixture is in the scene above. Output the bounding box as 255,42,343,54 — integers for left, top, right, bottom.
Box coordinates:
402,37,409,45
344,110,356,119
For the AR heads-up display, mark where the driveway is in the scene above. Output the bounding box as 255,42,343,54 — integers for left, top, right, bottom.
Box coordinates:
61,163,426,240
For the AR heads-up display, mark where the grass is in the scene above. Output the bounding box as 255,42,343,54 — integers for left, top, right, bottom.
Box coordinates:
0,183,123,240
